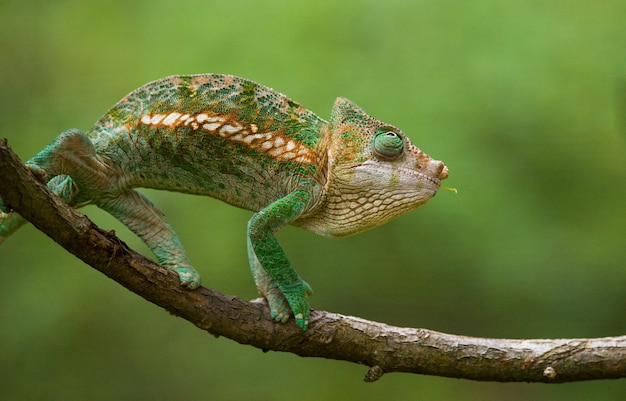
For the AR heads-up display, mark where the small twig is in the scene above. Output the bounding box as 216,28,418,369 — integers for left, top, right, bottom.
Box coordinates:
1,137,625,383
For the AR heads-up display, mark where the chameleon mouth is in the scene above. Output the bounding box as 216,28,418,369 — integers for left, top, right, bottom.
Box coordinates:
419,158,448,182
343,159,447,194
354,161,444,189
397,166,442,188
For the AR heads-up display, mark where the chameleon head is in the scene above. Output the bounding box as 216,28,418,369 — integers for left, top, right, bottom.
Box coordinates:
296,97,448,237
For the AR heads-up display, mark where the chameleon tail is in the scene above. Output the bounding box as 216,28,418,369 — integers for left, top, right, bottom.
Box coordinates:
0,171,27,244
0,211,27,245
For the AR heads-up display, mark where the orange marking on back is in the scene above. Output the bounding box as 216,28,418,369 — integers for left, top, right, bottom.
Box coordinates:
139,111,317,164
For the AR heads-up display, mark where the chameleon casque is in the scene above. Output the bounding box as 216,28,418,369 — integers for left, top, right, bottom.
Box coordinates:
0,74,448,330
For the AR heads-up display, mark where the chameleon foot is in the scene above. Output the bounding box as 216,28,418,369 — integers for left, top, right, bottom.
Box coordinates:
263,283,292,324
268,294,292,324
171,265,202,289
261,279,312,329
24,163,48,181
280,279,313,330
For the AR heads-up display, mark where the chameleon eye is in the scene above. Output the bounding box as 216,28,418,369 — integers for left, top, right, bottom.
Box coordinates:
372,130,404,159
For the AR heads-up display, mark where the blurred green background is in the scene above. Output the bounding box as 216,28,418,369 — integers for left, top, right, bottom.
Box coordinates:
1,0,625,400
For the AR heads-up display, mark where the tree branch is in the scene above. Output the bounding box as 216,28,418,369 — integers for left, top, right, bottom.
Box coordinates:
1,137,625,383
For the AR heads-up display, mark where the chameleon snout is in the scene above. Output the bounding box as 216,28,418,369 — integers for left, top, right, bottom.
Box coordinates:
419,155,448,182
438,162,449,180
415,147,448,182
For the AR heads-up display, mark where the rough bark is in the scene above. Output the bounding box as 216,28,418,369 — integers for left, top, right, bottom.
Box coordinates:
1,138,625,383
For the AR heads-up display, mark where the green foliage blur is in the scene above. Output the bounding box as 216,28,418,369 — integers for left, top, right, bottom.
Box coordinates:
1,0,625,399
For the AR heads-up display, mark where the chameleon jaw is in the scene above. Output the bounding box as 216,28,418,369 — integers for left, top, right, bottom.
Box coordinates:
394,165,445,189
355,160,447,193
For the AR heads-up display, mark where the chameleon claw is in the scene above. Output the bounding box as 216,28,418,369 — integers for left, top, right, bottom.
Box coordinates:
294,313,309,330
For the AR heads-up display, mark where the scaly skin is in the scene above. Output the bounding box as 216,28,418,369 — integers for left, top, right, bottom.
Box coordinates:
0,74,448,329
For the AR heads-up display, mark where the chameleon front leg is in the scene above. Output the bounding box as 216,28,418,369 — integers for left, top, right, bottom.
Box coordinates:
247,188,315,330
96,190,202,288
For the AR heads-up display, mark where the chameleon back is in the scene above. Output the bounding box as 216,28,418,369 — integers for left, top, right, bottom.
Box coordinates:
88,74,329,212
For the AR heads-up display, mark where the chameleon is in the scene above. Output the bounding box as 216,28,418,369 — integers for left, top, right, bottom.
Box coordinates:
0,74,448,330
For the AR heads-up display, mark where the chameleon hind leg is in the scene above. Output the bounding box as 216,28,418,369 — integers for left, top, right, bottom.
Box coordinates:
1,129,201,288
1,175,79,243
1,130,99,243
96,190,202,288
0,175,80,244
1,133,83,243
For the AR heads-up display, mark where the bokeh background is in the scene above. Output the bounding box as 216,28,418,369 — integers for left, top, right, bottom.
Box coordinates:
1,0,625,400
